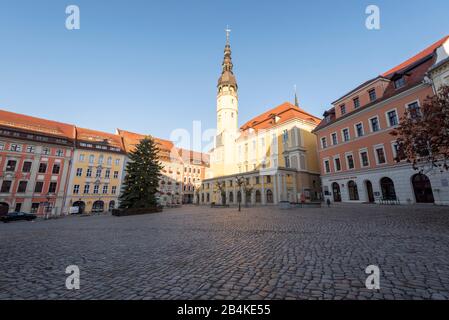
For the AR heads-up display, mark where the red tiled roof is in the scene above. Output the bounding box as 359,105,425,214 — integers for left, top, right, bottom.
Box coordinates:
314,35,449,132
117,129,207,164
178,148,210,166
381,35,449,77
0,109,75,139
76,127,125,150
240,102,321,131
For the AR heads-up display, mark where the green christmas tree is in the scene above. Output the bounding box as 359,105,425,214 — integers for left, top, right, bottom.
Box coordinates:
119,136,162,209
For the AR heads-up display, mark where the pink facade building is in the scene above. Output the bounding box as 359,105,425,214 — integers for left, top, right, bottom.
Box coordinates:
0,110,75,215
313,35,449,205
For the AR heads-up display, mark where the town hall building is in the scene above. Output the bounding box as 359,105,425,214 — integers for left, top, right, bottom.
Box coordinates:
200,30,322,205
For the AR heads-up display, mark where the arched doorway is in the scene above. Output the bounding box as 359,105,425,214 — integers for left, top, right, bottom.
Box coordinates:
255,190,261,203
412,174,434,203
221,192,226,205
332,182,341,202
348,180,359,200
245,190,251,204
108,200,116,211
229,191,234,203
380,177,397,200
92,200,104,213
266,189,273,203
72,201,85,214
0,202,9,215
365,180,375,203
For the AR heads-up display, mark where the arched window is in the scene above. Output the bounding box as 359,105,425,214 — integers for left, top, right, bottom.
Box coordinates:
255,190,261,203
92,200,104,213
348,180,359,200
206,193,210,202
266,190,273,203
246,190,251,203
380,177,396,200
229,191,234,203
98,155,104,164
89,155,94,164
72,201,85,214
108,200,116,211
107,157,112,165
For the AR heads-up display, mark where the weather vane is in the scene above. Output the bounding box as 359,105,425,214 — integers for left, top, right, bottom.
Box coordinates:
225,25,231,44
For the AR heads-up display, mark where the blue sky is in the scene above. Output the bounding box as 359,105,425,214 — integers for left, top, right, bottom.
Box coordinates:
1,0,449,151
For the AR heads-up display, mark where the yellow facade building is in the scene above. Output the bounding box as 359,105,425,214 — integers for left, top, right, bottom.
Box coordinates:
65,127,126,214
201,31,322,205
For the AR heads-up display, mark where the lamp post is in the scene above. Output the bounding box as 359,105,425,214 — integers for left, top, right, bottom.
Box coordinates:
235,176,245,212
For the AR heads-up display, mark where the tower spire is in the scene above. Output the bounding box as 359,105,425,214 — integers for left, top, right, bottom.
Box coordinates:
217,26,237,90
294,84,299,107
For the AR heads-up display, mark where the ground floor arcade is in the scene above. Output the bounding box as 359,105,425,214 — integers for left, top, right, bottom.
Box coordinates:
199,168,321,206
322,164,449,205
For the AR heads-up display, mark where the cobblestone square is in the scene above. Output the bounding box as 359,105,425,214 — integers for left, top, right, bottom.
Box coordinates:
1,204,449,300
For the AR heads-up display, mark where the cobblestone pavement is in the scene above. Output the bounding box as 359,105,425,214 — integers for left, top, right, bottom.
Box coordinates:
1,204,449,300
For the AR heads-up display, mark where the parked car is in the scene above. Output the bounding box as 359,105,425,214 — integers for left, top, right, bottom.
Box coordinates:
1,212,37,223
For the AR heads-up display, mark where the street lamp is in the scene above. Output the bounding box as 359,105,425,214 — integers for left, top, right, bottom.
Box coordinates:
235,176,245,212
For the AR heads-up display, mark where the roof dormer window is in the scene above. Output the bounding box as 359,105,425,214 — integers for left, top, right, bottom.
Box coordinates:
368,88,377,102
394,76,406,89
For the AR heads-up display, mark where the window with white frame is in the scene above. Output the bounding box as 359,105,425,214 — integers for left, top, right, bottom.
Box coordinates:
331,133,338,145
374,146,387,164
368,88,377,101
355,123,364,137
10,144,22,152
89,155,94,164
359,150,369,167
73,185,80,194
115,158,120,166
86,168,92,177
386,110,398,127
321,137,327,149
369,116,380,132
342,128,350,142
284,156,290,168
394,77,406,89
353,97,360,109
391,141,399,160
83,185,90,194
76,168,83,176
324,159,331,173
111,186,117,194
346,154,355,170
42,147,50,155
93,185,99,194
334,156,341,172
79,154,85,162
56,149,64,157
282,129,288,143
407,101,421,119
26,145,35,153
102,185,108,194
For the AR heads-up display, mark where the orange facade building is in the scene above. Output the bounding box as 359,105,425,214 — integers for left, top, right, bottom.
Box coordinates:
313,35,449,205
